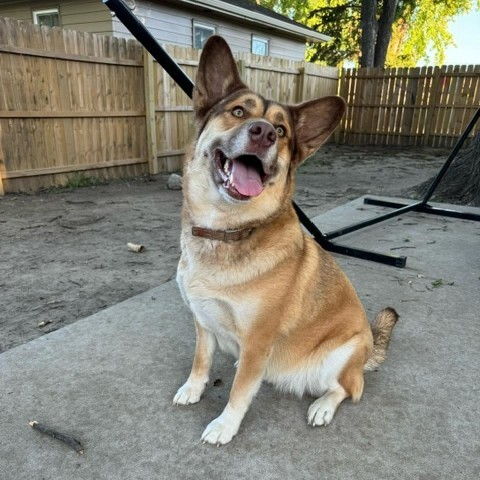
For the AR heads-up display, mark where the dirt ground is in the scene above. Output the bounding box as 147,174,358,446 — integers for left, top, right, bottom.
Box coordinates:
0,145,449,353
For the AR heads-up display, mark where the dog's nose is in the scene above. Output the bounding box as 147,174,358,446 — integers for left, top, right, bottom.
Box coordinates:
248,121,276,147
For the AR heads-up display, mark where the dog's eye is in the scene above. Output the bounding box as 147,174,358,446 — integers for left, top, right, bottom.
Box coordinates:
232,107,244,118
276,125,286,137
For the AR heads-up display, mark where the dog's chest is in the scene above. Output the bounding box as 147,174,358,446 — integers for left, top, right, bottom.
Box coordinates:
177,259,259,358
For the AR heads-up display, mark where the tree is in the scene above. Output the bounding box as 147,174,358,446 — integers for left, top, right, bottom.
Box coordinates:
360,0,378,67
386,0,478,66
407,132,480,207
360,0,398,67
258,0,479,67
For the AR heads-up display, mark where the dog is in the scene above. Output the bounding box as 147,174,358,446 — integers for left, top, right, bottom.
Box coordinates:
174,36,398,445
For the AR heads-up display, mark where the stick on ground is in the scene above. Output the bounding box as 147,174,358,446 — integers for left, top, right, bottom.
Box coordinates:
29,420,84,455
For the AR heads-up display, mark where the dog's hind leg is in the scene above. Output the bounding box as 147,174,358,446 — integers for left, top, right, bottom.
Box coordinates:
174,317,216,406
307,339,367,427
307,384,348,426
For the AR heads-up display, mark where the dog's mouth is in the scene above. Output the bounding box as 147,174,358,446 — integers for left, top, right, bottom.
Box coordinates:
215,149,270,201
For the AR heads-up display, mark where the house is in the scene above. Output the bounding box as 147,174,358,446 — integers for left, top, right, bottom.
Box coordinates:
0,0,330,60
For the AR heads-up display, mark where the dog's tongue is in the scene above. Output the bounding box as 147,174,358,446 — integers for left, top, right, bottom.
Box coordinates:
231,158,263,197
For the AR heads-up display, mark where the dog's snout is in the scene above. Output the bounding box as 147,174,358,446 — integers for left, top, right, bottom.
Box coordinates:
248,122,276,147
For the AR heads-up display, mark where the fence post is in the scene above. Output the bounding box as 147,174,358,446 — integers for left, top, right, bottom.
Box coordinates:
423,66,441,147
236,59,246,82
335,68,347,144
0,123,4,196
296,66,307,103
143,49,158,174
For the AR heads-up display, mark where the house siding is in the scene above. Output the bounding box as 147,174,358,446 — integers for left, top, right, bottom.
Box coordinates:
0,0,306,60
112,5,192,46
0,0,113,35
0,0,36,22
112,1,306,60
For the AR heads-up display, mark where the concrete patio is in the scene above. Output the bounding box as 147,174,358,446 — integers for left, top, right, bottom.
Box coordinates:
1,196,479,479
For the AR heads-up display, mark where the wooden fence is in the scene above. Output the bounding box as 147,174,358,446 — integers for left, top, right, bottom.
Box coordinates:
338,65,480,147
149,48,338,174
0,18,479,194
0,18,338,194
0,18,146,194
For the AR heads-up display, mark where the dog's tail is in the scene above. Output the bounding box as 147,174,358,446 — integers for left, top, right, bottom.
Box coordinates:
364,307,399,371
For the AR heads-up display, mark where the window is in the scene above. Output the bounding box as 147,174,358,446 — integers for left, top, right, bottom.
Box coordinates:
252,36,269,56
193,22,215,49
33,8,60,28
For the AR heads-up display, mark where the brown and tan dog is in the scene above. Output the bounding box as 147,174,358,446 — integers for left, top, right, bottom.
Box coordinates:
174,36,398,445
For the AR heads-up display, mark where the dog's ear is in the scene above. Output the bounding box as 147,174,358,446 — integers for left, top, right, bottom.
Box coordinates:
290,96,345,165
194,36,247,120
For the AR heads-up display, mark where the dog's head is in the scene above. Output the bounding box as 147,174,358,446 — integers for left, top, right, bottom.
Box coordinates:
184,36,345,227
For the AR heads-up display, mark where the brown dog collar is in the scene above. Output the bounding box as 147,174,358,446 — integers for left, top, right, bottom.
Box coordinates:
191,226,254,242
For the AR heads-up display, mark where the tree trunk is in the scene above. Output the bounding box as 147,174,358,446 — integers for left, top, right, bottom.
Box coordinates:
407,133,480,207
374,0,398,67
360,0,378,67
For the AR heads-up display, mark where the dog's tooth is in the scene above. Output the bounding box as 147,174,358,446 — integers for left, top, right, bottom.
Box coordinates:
224,159,231,174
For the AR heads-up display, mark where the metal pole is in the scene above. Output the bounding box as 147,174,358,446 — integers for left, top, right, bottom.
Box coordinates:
103,0,408,267
103,0,333,245
421,107,480,204
324,200,422,240
292,202,406,267
103,0,194,99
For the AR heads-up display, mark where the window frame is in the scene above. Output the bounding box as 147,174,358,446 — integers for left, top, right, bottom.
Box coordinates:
192,21,216,49
251,35,269,56
32,8,61,27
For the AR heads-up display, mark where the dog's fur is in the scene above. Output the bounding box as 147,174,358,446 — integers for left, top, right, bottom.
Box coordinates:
174,36,398,445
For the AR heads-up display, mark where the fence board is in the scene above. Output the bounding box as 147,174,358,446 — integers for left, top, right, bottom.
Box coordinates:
339,65,480,147
0,18,149,192
0,19,338,193
1,18,479,194
0,122,4,195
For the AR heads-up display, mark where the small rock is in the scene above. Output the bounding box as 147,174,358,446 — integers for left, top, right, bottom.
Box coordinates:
167,174,182,190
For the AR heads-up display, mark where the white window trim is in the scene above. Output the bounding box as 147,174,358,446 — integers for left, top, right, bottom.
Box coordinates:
33,8,60,26
252,35,269,56
193,21,216,49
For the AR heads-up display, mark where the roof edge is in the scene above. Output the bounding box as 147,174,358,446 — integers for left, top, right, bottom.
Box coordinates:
176,0,331,43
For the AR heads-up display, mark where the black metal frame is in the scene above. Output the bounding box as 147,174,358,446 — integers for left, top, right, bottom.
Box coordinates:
104,0,480,269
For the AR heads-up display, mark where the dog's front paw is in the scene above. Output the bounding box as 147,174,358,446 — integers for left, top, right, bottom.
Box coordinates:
201,415,239,446
307,396,337,427
173,380,206,406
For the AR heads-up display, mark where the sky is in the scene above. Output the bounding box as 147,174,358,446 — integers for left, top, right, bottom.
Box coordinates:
443,9,480,65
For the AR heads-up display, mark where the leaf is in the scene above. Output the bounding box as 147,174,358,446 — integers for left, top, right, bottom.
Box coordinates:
431,278,455,289
258,0,477,67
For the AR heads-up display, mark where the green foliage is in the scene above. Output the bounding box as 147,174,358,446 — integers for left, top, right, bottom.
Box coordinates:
305,1,361,66
260,0,360,66
42,173,105,193
430,278,455,288
389,0,475,66
257,0,479,67
64,173,106,189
